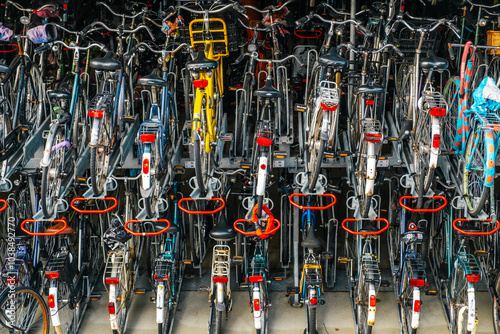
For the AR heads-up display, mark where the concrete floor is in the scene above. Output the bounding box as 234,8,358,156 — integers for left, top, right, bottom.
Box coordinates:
77,290,494,334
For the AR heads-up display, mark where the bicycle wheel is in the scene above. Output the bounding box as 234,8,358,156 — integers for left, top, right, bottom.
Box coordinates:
463,128,489,217
209,306,223,334
493,273,500,334
90,114,113,197
413,111,434,205
387,190,401,272
41,127,65,218
0,287,49,334
489,56,500,84
356,275,373,334
399,266,416,334
193,103,211,195
189,212,204,266
24,64,44,130
306,304,318,334
256,281,268,334
442,78,459,151
307,135,325,193
450,264,473,334
72,89,88,156
234,70,253,157
395,64,413,132
357,142,372,219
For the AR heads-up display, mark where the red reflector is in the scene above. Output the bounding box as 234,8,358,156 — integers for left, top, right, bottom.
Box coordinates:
142,158,149,175
432,134,441,148
88,110,104,118
430,108,446,117
256,137,272,147
369,295,376,307
45,272,59,279
365,133,382,143
409,279,425,287
466,274,480,283
193,79,209,88
105,278,120,285
260,164,266,170
253,299,260,311
6,277,18,285
249,275,264,283
48,294,55,309
140,134,156,143
212,276,228,283
153,274,168,281
310,297,318,305
63,4,68,9
108,302,116,315
321,102,338,111
365,100,375,105
414,299,421,312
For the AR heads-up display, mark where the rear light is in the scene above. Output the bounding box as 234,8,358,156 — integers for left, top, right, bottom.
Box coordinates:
253,299,260,311
414,299,421,313
48,294,55,309
369,295,376,307
193,79,209,88
432,134,441,148
365,100,375,105
88,110,104,118
249,275,264,283
105,278,120,285
466,274,480,283
45,272,59,279
139,134,156,143
6,277,18,285
365,133,382,143
256,137,272,147
320,102,338,111
212,276,228,283
142,158,149,175
153,274,168,281
310,297,318,305
430,107,446,117
409,279,425,287
108,302,116,315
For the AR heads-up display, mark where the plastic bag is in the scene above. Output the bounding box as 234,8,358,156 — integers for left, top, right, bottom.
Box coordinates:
26,24,57,44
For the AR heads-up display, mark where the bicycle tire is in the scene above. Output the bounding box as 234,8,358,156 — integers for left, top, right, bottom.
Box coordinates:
24,64,44,130
450,264,473,334
72,89,88,156
463,128,489,217
413,109,435,206
442,78,459,152
306,304,317,334
356,275,372,334
0,287,50,334
90,114,112,197
41,127,65,218
208,304,223,334
189,213,201,266
308,138,325,193
193,103,211,195
493,273,500,334
399,264,414,334
357,146,372,219
395,64,413,132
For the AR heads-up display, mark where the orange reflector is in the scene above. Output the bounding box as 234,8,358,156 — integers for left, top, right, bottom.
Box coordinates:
466,274,480,283
143,158,149,174
45,272,59,280
105,278,120,285
369,295,376,307
48,294,55,308
212,276,228,283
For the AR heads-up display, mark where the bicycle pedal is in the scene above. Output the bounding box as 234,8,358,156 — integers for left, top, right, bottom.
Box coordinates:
380,280,391,287
219,133,233,142
286,286,300,296
240,163,252,170
294,103,307,112
150,296,156,302
134,289,146,294
321,251,334,260
90,292,102,300
273,151,287,159
198,285,210,294
335,151,352,157
474,250,487,257
174,165,185,174
323,151,335,159
426,290,438,296
338,257,351,264
232,256,243,265
122,116,135,124
239,282,250,289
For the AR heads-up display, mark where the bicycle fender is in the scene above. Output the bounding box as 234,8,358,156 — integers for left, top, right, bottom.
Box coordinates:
40,123,60,168
484,129,496,187
216,301,225,311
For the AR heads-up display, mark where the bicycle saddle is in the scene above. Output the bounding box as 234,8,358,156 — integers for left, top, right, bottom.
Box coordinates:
137,69,167,87
90,51,121,71
301,230,322,250
318,48,348,68
357,82,385,95
46,220,74,235
254,78,283,99
48,83,71,100
154,220,179,234
0,64,9,73
209,214,236,241
186,50,217,71
420,50,448,72
359,222,380,233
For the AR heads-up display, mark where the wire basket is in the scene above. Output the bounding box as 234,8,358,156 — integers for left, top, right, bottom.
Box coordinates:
361,118,382,135
319,80,339,105
396,27,441,58
421,91,448,110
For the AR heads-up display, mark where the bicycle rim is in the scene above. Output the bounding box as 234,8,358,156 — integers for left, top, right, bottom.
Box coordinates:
463,129,489,217
395,64,412,132
442,78,459,151
72,90,88,156
413,112,434,204
356,274,370,333
41,127,65,218
0,287,49,334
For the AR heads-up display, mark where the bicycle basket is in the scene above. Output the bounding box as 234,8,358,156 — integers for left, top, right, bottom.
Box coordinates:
396,27,440,58
189,18,229,57
319,81,339,105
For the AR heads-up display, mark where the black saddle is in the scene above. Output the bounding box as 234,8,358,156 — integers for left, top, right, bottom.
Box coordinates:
318,48,348,68
90,51,121,71
357,83,385,95
137,69,167,87
186,50,217,71
0,64,9,73
301,228,322,250
254,78,283,99
48,83,71,100
420,50,448,72
209,214,236,241
154,220,179,234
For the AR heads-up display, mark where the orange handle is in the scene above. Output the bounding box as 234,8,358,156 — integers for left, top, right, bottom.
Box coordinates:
0,199,7,212
233,218,281,239
178,198,225,214
288,193,337,210
452,218,500,236
124,219,171,236
341,218,389,235
399,196,447,212
70,197,118,213
21,219,67,236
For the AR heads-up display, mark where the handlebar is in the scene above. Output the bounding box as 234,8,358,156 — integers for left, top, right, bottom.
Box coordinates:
295,12,372,37
235,52,304,67
320,3,371,18
6,0,32,13
391,16,460,38
129,42,191,56
96,1,148,20
90,21,155,41
237,19,277,32
466,0,500,9
35,40,107,55
244,0,293,14
177,2,246,16
340,42,404,57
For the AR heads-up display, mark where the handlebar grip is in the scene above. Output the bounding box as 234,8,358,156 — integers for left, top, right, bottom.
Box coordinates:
295,16,309,28
35,43,52,55
356,24,373,37
234,53,247,65
234,3,247,15
394,46,404,58
448,46,455,61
